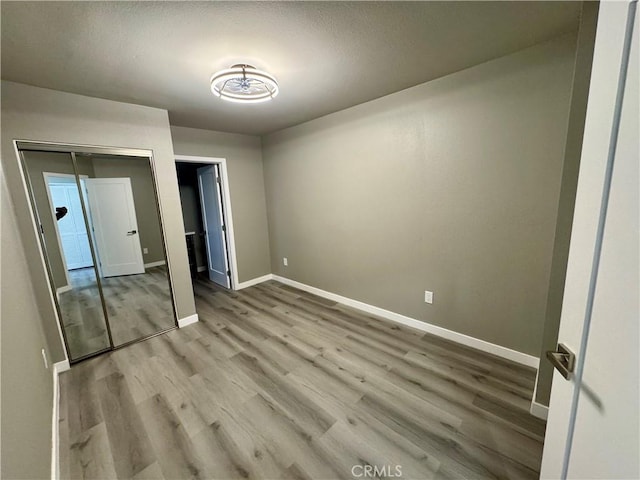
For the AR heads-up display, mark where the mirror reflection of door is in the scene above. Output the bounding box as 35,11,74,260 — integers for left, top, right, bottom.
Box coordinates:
44,174,93,272
84,178,145,277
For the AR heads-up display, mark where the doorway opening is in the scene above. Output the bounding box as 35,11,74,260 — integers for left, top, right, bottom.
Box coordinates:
175,155,237,290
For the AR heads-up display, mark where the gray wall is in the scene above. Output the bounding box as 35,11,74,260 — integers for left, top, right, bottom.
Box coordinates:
1,81,197,365
171,126,271,283
535,2,599,406
92,156,165,265
262,34,577,356
1,166,55,480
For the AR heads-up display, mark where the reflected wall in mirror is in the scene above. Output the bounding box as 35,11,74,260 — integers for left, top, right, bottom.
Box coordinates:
20,147,177,363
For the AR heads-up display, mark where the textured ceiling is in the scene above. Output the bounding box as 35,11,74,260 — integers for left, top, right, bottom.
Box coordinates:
1,1,581,136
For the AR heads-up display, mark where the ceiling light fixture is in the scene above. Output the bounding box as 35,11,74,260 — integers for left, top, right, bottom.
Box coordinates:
210,64,279,104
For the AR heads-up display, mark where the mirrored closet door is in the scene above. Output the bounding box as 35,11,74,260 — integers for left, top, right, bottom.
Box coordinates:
19,144,177,363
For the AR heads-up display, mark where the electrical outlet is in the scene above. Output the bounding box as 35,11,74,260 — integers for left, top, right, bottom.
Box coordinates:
143,248,149,254
41,348,48,369
283,257,288,266
424,291,433,304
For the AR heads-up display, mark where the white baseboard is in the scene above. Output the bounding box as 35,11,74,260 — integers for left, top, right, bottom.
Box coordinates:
197,266,207,273
178,313,199,328
271,275,540,369
54,360,70,373
530,401,549,420
51,360,69,480
56,285,72,295
51,366,59,480
144,260,166,269
528,358,550,420
235,274,274,290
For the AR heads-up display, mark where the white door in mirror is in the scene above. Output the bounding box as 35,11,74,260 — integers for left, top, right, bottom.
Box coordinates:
49,183,93,269
84,177,145,277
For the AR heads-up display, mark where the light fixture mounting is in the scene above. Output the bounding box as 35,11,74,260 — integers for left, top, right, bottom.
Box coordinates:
210,64,279,104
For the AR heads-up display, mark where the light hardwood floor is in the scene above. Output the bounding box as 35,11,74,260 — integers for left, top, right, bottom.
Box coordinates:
59,277,546,479
59,266,175,359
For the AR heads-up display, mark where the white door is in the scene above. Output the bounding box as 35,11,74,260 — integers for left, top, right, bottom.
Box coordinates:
197,165,230,288
84,178,145,277
49,182,93,270
541,2,638,478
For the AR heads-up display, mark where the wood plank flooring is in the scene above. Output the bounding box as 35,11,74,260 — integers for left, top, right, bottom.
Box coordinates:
58,277,546,479
59,266,175,359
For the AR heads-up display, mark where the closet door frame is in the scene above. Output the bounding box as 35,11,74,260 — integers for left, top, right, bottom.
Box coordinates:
16,140,179,365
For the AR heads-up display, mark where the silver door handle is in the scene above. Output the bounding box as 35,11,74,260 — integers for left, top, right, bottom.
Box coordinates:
127,230,137,235
546,343,575,380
